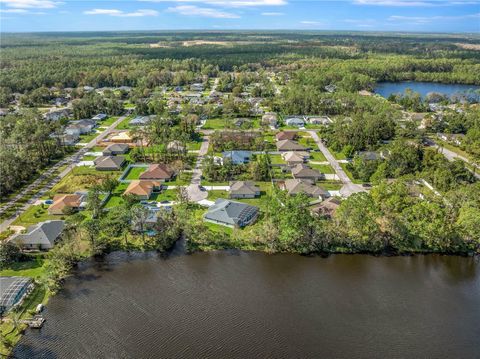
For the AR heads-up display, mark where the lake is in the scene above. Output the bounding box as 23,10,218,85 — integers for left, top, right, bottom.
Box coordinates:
375,81,480,99
14,251,480,359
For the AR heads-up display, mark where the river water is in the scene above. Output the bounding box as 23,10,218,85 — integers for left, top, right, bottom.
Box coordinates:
375,81,479,99
14,251,480,359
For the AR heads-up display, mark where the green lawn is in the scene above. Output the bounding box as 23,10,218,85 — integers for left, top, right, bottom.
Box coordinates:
340,163,364,184
329,147,347,160
124,166,147,181
82,155,98,161
298,137,316,149
79,131,101,143
318,181,343,190
269,154,285,165
309,151,327,162
101,116,119,126
203,118,230,130
0,254,46,278
12,205,59,227
310,163,335,174
115,115,134,130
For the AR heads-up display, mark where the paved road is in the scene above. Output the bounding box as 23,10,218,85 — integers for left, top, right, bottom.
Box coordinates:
307,130,365,197
186,135,210,202
0,113,130,232
426,139,480,180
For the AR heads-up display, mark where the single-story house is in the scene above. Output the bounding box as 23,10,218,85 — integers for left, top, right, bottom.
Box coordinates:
10,220,65,250
281,179,328,199
0,277,34,315
358,151,382,161
139,164,175,182
48,192,87,215
281,151,310,166
92,113,108,121
190,83,205,92
229,181,261,199
167,140,186,153
310,197,341,218
129,116,153,127
65,119,96,135
276,131,297,141
291,164,323,181
94,156,126,171
59,133,79,146
285,117,305,127
44,108,72,121
124,180,162,200
262,112,278,128
204,199,259,228
110,131,133,143
306,116,332,125
102,143,130,156
276,140,307,152
222,150,252,165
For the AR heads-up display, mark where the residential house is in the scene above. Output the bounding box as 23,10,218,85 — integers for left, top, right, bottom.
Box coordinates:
358,151,382,161
58,133,79,146
310,197,341,218
190,83,205,92
276,131,297,141
281,151,310,166
324,84,337,93
306,116,332,125
281,179,328,199
229,181,261,199
92,113,108,121
167,140,186,153
65,119,96,136
102,143,130,156
124,180,162,200
130,116,152,127
53,97,69,107
276,140,307,152
291,164,323,181
110,131,133,144
139,164,175,182
222,150,252,165
285,117,305,127
44,108,72,121
94,156,126,171
204,199,259,228
48,193,87,215
262,112,278,128
10,220,65,250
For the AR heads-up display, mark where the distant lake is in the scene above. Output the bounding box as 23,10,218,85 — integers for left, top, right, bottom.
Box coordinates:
13,251,480,359
375,81,480,100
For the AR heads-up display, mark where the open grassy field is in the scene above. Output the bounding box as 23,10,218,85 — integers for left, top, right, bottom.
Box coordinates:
12,205,59,227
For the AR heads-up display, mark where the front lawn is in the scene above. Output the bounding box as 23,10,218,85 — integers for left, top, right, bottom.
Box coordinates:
309,151,327,162
124,166,147,181
310,163,335,174
12,205,59,227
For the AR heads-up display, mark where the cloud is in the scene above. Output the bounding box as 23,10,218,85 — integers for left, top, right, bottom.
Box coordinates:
261,11,284,15
139,0,287,7
0,0,62,9
389,12,480,23
167,5,240,18
84,8,159,17
353,0,479,6
0,7,46,14
300,20,322,24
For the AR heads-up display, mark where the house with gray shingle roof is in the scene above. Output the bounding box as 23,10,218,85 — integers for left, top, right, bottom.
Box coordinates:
281,179,328,199
204,199,259,228
229,181,261,199
10,220,65,250
222,151,252,165
102,144,130,156
94,156,126,171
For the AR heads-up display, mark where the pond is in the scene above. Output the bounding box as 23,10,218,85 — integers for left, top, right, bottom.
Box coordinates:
375,81,480,100
13,251,480,359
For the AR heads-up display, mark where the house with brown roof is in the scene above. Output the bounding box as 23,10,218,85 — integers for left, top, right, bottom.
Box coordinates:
124,180,162,200
310,197,341,218
276,140,307,152
139,164,175,182
281,179,328,199
48,193,87,215
229,181,261,199
291,164,323,181
281,151,310,166
276,131,297,141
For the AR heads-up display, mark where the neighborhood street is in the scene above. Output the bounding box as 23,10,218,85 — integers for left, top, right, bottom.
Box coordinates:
429,140,480,180
307,130,365,197
0,113,130,232
186,135,211,202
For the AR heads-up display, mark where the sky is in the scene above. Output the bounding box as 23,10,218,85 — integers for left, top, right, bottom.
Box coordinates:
0,0,479,33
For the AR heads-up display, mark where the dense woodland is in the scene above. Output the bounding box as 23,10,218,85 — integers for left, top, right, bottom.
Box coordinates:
1,31,480,255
